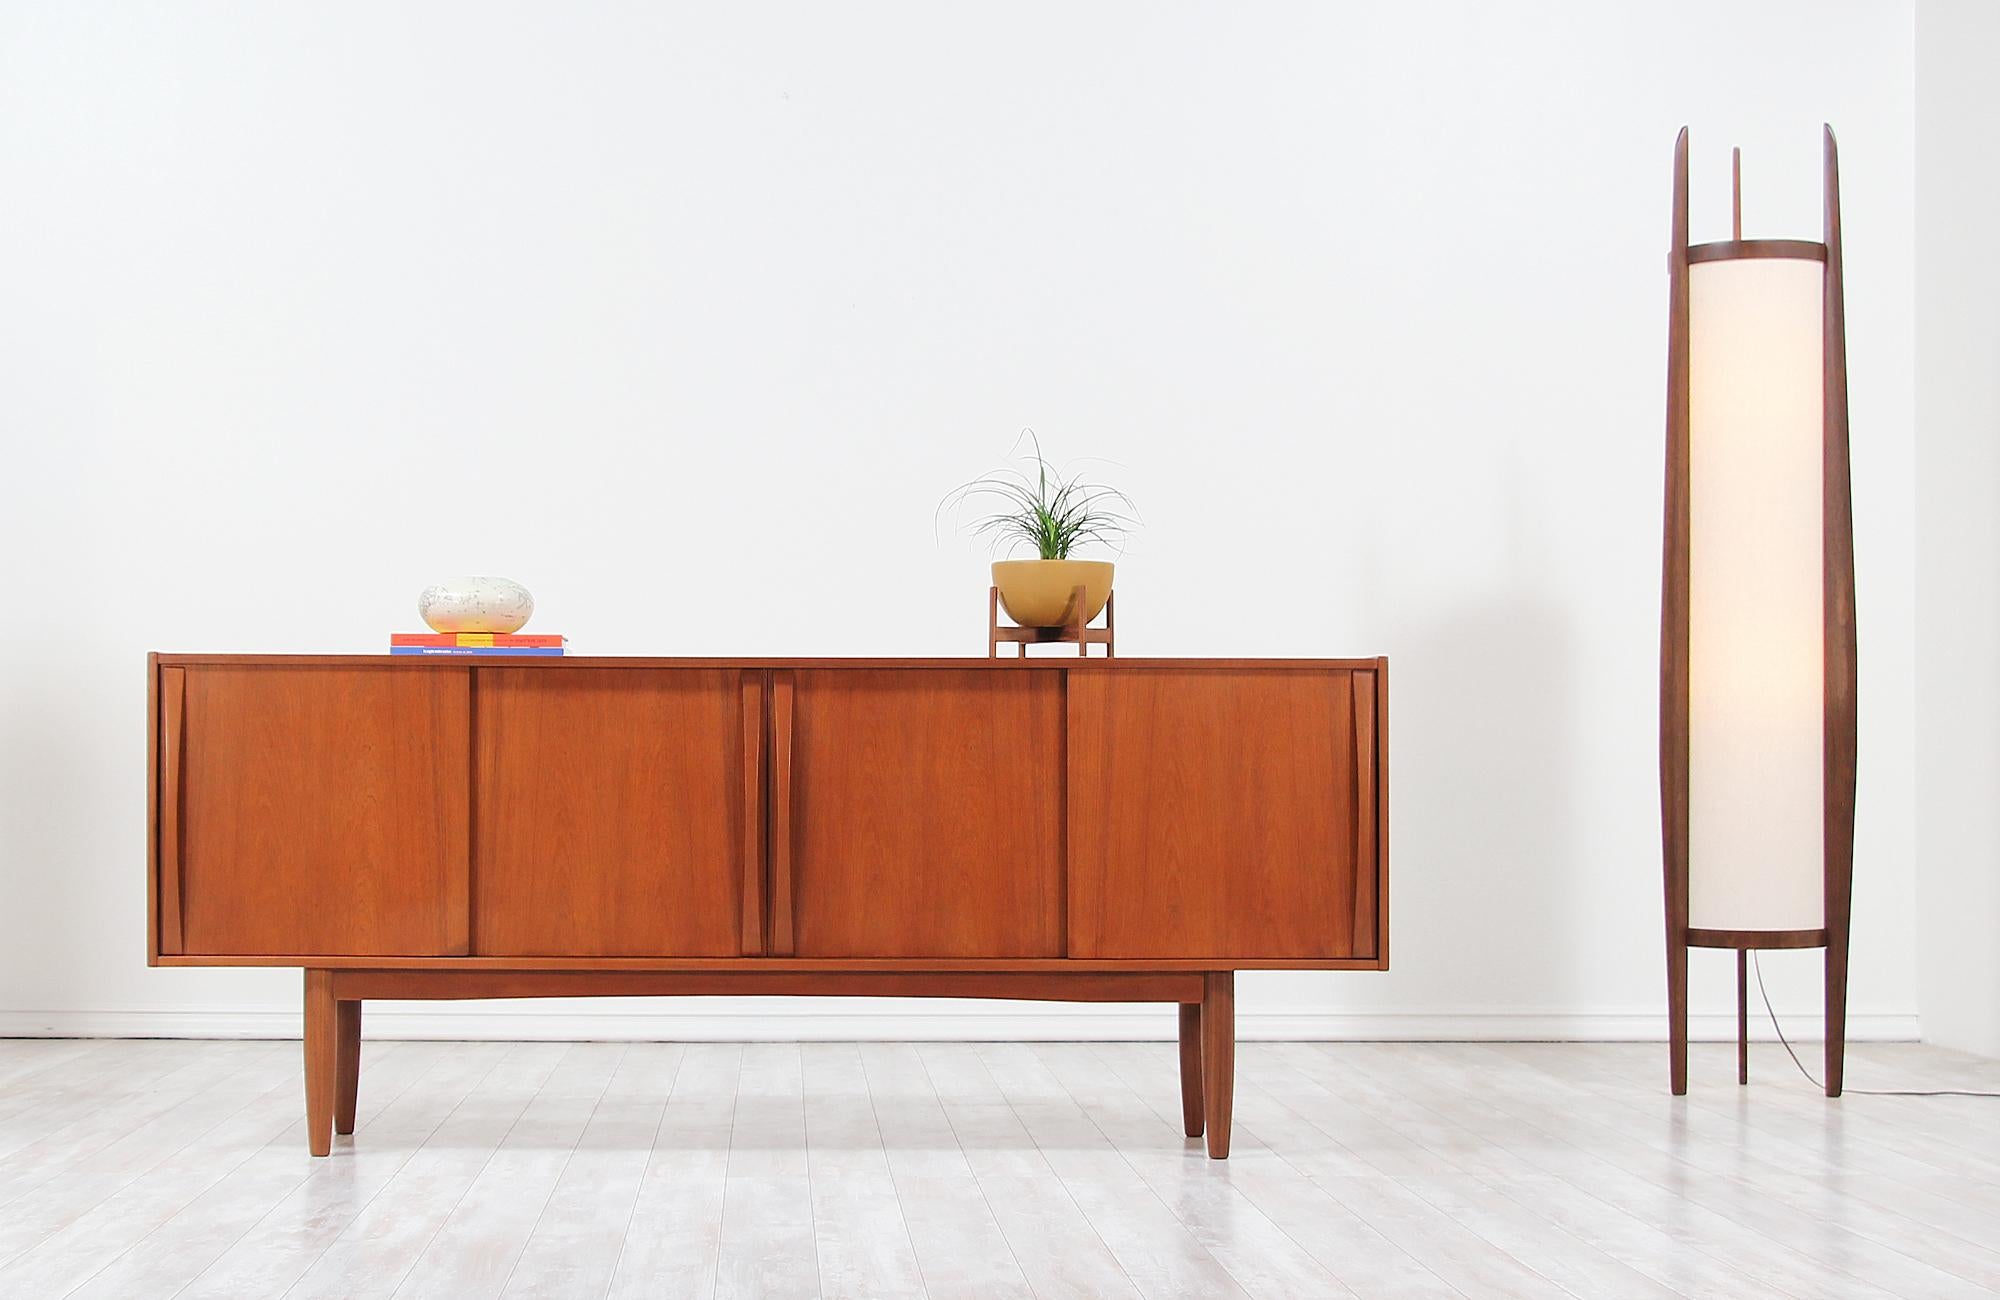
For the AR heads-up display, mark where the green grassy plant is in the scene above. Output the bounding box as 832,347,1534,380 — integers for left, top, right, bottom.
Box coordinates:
938,432,1137,560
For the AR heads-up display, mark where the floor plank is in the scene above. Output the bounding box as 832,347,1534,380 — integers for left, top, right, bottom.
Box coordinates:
803,1043,928,1300
605,1042,738,1299
715,1044,819,1300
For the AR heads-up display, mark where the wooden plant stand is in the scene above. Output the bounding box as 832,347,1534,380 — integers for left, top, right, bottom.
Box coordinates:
988,585,1115,657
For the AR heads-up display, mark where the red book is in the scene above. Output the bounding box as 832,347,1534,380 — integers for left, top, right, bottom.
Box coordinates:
390,632,567,648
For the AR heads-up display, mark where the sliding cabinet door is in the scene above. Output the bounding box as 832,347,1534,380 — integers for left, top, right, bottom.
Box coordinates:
1067,666,1380,960
166,665,470,956
778,668,1063,958
474,668,756,956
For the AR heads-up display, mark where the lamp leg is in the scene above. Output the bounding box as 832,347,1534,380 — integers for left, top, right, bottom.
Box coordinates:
1737,950,1748,1085
1668,937,1688,1095
1825,941,1848,1097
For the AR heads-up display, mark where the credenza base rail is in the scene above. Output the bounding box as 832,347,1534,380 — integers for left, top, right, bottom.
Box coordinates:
301,968,1240,1159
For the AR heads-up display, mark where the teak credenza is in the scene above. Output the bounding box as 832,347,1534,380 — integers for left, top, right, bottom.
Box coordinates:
148,654,1389,1158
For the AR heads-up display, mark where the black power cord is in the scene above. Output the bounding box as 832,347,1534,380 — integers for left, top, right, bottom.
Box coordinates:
1752,952,2000,1098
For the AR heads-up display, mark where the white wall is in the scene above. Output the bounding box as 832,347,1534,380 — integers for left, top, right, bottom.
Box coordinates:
0,2,1920,1044
1915,0,2000,1058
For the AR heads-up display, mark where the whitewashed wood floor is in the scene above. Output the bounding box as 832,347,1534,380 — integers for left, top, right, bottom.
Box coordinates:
0,1039,1996,1299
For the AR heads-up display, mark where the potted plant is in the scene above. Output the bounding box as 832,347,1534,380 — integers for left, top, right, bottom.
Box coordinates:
941,433,1137,628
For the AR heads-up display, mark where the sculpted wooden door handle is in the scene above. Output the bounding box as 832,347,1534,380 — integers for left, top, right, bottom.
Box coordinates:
739,673,765,956
769,670,796,957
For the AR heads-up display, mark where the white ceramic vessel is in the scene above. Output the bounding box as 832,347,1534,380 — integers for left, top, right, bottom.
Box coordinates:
417,577,535,634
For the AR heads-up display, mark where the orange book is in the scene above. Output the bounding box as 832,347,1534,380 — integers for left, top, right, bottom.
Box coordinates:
389,632,566,648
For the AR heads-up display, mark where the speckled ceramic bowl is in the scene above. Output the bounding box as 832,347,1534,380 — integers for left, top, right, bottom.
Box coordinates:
417,577,535,634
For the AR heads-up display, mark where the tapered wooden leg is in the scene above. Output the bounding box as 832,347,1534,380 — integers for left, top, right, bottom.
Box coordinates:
1825,942,1847,1097
1667,937,1688,1095
1737,950,1749,1085
304,969,335,1157
334,999,362,1134
1201,972,1234,1159
1178,1003,1204,1137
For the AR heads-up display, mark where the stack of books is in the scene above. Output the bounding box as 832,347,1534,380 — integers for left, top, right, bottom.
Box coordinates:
390,633,566,657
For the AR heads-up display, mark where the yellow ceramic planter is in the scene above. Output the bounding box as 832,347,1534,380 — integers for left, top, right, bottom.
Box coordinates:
992,559,1114,628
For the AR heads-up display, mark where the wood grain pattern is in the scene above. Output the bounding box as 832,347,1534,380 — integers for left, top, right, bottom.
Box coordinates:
770,672,796,956
327,968,1206,1002
178,666,469,956
304,969,335,1157
154,953,1390,971
1686,926,1827,949
1068,668,1366,960
1201,971,1234,1159
1374,655,1391,967
156,666,185,956
473,668,745,957
1661,125,1693,1096
146,654,159,961
334,999,362,1134
787,669,1064,958
1732,144,1741,239
736,680,764,952
1352,668,1380,958
1736,950,1748,1085
1684,238,1827,263
1821,123,1857,1099
740,676,766,955
1178,1003,1204,1137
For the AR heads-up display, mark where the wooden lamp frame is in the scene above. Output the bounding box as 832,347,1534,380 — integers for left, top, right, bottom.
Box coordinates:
1661,126,1857,1096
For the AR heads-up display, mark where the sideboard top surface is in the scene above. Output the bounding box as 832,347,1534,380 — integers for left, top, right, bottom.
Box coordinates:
151,654,1387,671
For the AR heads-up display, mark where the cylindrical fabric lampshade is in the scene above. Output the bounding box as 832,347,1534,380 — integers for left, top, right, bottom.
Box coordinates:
1685,254,1826,931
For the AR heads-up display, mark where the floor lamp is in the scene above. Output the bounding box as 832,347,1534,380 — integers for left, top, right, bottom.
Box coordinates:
1661,126,1856,1096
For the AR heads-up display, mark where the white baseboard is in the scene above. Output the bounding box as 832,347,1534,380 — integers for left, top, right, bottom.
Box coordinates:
0,1008,1921,1043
